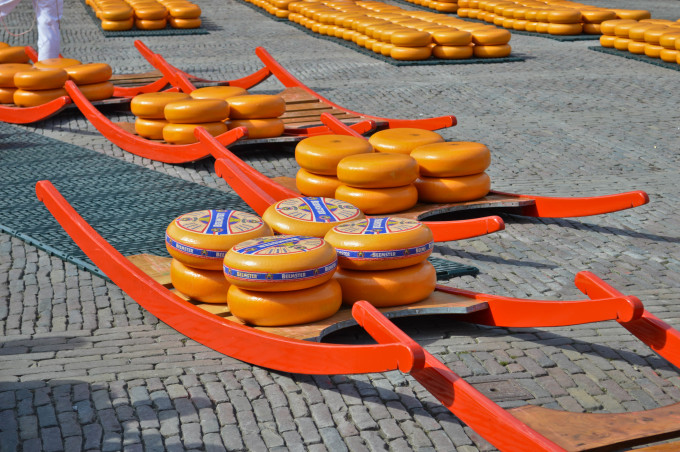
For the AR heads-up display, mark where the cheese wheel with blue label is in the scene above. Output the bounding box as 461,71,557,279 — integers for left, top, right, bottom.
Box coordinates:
170,258,230,304
324,217,433,270
223,235,337,291
227,279,342,326
165,209,272,270
295,134,373,176
368,128,444,154
263,197,364,237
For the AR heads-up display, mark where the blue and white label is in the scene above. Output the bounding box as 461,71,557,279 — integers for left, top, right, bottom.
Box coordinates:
232,235,324,255
335,242,434,261
165,234,226,260
274,197,361,223
223,260,337,282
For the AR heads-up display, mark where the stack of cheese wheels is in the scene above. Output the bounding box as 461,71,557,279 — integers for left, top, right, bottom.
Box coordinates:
389,27,433,61
335,152,419,214
165,209,272,303
190,86,248,101
245,0,293,19
130,91,191,140
599,19,680,63
368,127,444,154
12,66,69,107
90,0,135,31
125,0,168,30
224,94,286,139
0,43,30,64
157,0,202,28
325,217,436,307
294,134,373,197
0,63,32,103
64,63,115,101
163,97,229,144
411,141,491,203
262,197,365,237
223,235,341,326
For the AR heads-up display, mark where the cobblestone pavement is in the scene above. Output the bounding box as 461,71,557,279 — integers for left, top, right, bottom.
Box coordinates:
2,0,680,450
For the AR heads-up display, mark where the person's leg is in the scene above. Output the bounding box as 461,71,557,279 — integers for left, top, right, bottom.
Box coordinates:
33,0,62,60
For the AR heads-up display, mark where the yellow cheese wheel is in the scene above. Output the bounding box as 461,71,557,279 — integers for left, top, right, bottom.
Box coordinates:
390,30,432,46
644,43,663,58
227,279,341,326
471,28,511,45
368,128,443,155
600,19,636,36
135,117,168,140
411,141,490,177
295,134,374,176
131,92,191,119
135,18,167,29
535,22,550,34
581,9,616,24
546,9,581,24
167,3,201,19
33,58,82,70
14,68,68,90
162,121,227,144
134,6,168,19
168,16,201,28
334,261,436,307
0,63,33,88
0,42,8,49
164,98,229,123
65,63,112,85
296,169,343,198
166,209,272,270
474,44,512,58
13,88,68,107
614,37,632,51
225,94,285,119
335,184,418,214
548,23,582,35
99,5,133,20
223,235,338,292
170,259,230,304
613,21,638,38
430,30,471,47
189,86,248,100
415,172,491,203
432,44,473,59
628,40,647,54
582,23,601,35
659,48,678,62
0,87,16,103
336,153,419,188
0,47,30,64
324,217,433,270
659,32,680,49
101,17,134,30
390,46,432,61
79,81,114,101
613,9,650,21
226,118,284,139
262,197,364,237
645,27,680,45
628,24,665,41
599,35,617,47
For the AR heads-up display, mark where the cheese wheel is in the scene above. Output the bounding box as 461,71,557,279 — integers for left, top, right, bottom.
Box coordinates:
33,58,81,69
368,128,443,155
226,118,284,139
337,153,419,188
135,18,168,29
390,30,431,46
131,92,191,119
0,42,8,49
613,21,638,38
415,172,490,203
325,217,433,270
169,16,201,28
65,63,112,85
659,32,680,49
613,10,651,21
659,48,678,63
162,121,227,144
614,37,632,51
599,35,617,47
0,87,16,103
135,117,168,139
334,261,436,307
295,134,374,175
79,81,114,101
411,141,490,177
644,43,663,58
0,47,30,64
167,3,201,19
430,30,471,47
581,9,616,24
223,235,338,291
227,279,341,326
0,63,33,88
296,169,343,198
432,44,474,59
628,41,647,54
134,6,167,19
471,28,511,45
645,27,680,45
14,68,68,90
101,17,134,30
99,5,133,20
600,19,636,36
390,46,432,61
535,22,550,34
263,197,364,237
335,184,418,214
547,9,581,24
164,98,229,123
170,259,230,304
628,24,665,41
582,23,601,35
166,209,272,270
474,44,512,58
226,94,285,119
190,86,248,100
548,23,582,35
13,88,67,107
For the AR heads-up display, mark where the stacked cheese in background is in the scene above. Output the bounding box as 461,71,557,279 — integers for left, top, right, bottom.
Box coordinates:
85,0,201,31
0,42,30,64
599,19,680,64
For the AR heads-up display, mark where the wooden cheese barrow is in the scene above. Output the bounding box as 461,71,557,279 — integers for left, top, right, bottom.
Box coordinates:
36,178,680,451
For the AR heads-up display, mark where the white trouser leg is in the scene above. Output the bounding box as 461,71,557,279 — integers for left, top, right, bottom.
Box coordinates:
33,0,62,60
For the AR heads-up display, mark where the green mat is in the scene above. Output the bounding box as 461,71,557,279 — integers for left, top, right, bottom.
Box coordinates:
589,46,680,71
0,122,478,281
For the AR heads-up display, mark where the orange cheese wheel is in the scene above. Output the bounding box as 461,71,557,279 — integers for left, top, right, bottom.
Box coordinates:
226,118,284,139
432,44,473,59
368,128,444,155
225,94,285,119
548,23,582,35
223,235,337,292
79,81,114,101
337,153,419,188
13,88,67,107
166,209,272,270
659,32,680,49
0,47,30,64
167,3,201,19
99,5,133,20
599,19,636,36
0,87,16,103
135,18,167,29
474,43,512,58
411,141,490,177
14,68,68,90
628,41,647,54
415,172,490,203
335,184,418,214
324,217,433,270
613,9,650,21
296,169,343,198
162,121,227,144
390,30,431,46
535,22,550,33
581,9,616,24
262,197,364,237
0,42,8,49
168,16,201,28
134,6,168,19
65,63,112,85
644,43,663,58
295,134,373,175
227,279,341,326
164,98,229,123
613,21,638,38
628,24,665,41
614,37,632,51
33,58,82,69
430,30,471,47
334,261,436,307
190,86,248,100
101,17,134,30
645,27,680,45
0,63,33,88
131,92,191,119
170,259,230,304
659,48,678,62
390,46,432,61
582,23,601,35
471,28,511,45
546,9,581,24
135,117,168,139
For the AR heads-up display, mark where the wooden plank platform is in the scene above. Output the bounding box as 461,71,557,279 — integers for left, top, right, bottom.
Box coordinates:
110,70,163,87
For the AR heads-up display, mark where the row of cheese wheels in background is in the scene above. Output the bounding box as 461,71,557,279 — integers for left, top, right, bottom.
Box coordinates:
85,0,201,31
165,200,437,326
599,19,680,65
247,0,512,60
453,0,650,35
130,87,286,144
0,57,114,106
295,128,491,214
